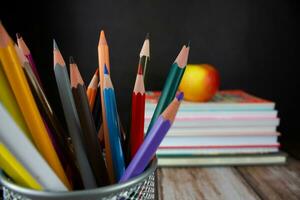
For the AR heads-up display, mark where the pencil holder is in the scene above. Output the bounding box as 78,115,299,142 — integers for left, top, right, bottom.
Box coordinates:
0,158,157,200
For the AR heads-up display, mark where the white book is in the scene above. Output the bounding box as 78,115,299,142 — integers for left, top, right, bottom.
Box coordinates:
160,134,279,147
145,110,278,119
0,104,67,191
145,118,280,128
164,126,277,136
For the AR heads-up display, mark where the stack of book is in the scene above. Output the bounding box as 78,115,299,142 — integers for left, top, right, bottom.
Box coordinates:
145,90,286,166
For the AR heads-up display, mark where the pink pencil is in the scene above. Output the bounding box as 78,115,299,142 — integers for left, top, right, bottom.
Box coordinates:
16,33,42,85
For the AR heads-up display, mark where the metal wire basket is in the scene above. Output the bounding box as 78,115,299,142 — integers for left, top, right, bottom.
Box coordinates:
0,159,157,200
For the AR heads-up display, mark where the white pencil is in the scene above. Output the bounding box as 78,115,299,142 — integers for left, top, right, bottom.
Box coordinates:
0,103,68,191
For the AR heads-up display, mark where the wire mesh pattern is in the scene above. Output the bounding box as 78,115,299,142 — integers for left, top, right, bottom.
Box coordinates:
2,172,156,200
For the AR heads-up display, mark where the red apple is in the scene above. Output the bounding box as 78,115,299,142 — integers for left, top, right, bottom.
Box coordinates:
179,64,220,102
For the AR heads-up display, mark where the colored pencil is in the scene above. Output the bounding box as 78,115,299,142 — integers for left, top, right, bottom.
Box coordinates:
87,68,99,110
14,45,80,188
130,65,146,158
103,65,125,181
53,40,96,189
70,57,109,186
139,33,150,83
0,22,70,189
16,33,42,85
146,45,189,133
0,61,32,140
120,92,184,182
0,143,42,190
0,104,68,191
98,30,115,183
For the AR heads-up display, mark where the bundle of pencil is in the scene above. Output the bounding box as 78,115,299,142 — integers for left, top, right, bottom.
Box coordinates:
0,20,188,192
14,45,79,188
0,22,71,190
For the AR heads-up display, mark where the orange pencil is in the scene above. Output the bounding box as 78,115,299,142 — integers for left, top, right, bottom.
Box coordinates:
87,68,99,110
98,30,115,183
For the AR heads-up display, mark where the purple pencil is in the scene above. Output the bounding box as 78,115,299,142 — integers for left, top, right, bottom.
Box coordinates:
16,33,43,85
119,92,184,182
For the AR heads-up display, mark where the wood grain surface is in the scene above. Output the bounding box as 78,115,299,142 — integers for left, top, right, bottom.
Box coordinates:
157,157,300,200
237,157,300,200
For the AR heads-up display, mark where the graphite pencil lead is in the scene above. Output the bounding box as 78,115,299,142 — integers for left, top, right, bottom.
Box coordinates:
69,56,75,64
16,33,21,39
187,40,191,47
145,33,150,40
53,39,59,50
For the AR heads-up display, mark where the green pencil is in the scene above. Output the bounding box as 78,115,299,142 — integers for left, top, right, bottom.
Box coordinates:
146,44,189,134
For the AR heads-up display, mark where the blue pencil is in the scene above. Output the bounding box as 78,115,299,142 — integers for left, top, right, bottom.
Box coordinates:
102,65,125,181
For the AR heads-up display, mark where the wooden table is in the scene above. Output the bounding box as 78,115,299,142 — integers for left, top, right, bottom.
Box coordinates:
157,157,300,200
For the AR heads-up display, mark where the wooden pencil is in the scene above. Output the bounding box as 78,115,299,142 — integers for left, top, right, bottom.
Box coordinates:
0,104,68,191
120,92,184,182
146,45,189,133
16,33,42,85
87,68,99,110
0,143,42,190
53,40,96,189
98,30,115,183
70,57,109,186
103,65,125,181
0,61,32,140
130,64,146,159
0,22,71,189
14,45,80,188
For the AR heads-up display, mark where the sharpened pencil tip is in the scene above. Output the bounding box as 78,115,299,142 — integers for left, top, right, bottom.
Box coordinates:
187,41,190,47
16,33,21,39
176,92,184,101
104,64,109,75
53,39,58,50
69,56,75,64
99,30,108,45
145,33,150,40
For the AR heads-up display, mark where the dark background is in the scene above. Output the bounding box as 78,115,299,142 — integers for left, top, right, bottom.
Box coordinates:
1,0,299,157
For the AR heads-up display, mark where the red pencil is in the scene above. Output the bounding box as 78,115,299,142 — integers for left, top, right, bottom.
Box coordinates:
130,65,146,158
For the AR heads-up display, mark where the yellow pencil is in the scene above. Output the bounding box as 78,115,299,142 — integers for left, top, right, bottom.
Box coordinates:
0,22,71,189
0,64,32,140
0,143,43,190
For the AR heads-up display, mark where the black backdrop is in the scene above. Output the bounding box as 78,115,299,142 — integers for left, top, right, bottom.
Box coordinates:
1,0,299,157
